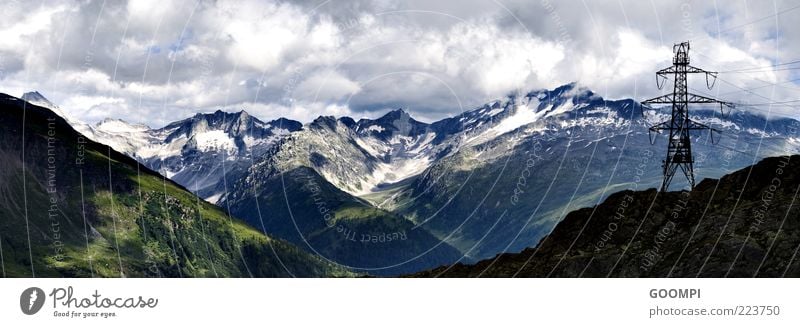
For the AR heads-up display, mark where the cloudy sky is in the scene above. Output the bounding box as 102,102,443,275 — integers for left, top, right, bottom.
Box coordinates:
1,0,799,127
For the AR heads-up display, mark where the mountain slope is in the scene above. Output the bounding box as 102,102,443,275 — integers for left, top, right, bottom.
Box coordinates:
222,150,462,276
0,94,351,277
385,84,800,262
415,155,800,277
257,109,459,197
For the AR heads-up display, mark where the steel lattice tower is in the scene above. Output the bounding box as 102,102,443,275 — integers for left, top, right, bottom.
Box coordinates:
643,42,734,191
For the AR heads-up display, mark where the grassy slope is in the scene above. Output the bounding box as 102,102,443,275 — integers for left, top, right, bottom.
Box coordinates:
0,94,351,277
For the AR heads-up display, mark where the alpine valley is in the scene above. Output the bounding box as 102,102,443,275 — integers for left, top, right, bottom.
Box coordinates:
11,83,800,276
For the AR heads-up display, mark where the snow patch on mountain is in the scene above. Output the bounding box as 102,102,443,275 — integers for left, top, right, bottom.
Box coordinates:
371,156,432,185
348,132,441,194
194,130,237,152
544,100,576,118
695,116,738,130
205,193,223,204
745,128,771,138
365,125,385,133
491,101,546,135
135,135,185,159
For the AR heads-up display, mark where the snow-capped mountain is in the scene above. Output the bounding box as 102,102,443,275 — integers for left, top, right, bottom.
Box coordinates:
218,82,799,268
88,110,302,202
20,91,157,155
135,111,302,201
25,83,800,274
296,109,459,195
379,83,800,261
21,91,97,138
225,84,632,199
18,91,302,202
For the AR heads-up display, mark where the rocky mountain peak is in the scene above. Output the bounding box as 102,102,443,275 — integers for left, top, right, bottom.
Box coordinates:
309,115,340,130
355,108,429,138
21,91,57,109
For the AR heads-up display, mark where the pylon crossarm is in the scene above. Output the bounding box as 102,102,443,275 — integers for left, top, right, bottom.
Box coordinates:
686,119,715,130
655,65,710,77
685,65,712,74
649,121,671,131
687,119,722,144
686,92,730,104
656,66,677,76
642,93,674,104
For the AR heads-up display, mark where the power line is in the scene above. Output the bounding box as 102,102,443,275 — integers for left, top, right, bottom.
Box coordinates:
719,59,800,73
687,78,800,110
667,74,800,97
717,77,800,96
657,75,799,114
734,99,800,106
692,3,800,42
694,51,800,74
718,76,786,103
689,51,800,110
687,86,791,115
721,66,800,74
693,50,800,78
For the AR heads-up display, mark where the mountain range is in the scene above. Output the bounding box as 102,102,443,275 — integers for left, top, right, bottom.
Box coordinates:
14,83,800,276
1,93,351,277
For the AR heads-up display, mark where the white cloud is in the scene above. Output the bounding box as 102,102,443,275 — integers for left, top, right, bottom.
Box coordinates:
295,69,361,102
444,21,565,95
0,4,63,51
574,29,670,91
1,0,798,125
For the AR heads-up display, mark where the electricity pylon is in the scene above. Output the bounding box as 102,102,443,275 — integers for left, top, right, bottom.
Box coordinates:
643,41,734,191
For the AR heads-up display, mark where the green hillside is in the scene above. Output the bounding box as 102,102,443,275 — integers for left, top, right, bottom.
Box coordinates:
0,94,351,277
